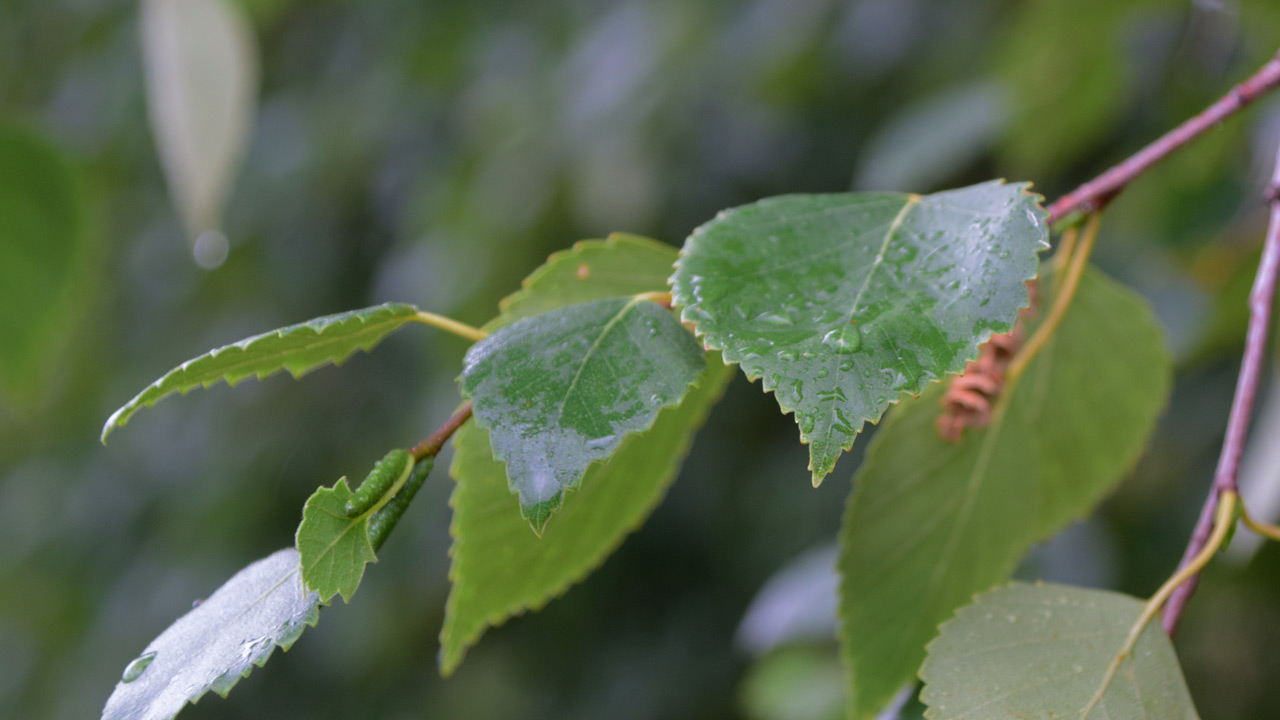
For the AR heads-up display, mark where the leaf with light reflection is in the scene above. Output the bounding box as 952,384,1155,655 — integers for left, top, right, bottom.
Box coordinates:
672,180,1048,483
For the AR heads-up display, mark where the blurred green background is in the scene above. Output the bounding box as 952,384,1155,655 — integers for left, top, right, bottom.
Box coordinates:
4,0,1280,718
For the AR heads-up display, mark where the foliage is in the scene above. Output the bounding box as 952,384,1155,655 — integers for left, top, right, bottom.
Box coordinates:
921,582,1198,719
7,3,1280,720
837,268,1172,717
672,181,1047,483
100,303,422,442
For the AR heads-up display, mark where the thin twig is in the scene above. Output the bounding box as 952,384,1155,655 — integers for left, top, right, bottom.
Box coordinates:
1162,137,1280,636
409,402,474,462
1046,50,1280,226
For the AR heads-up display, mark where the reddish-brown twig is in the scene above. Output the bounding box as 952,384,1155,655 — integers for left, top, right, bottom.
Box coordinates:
1046,50,1280,226
410,402,473,462
1162,140,1280,636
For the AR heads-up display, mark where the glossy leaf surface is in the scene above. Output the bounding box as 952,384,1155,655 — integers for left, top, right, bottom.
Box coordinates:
459,296,705,531
443,354,732,674
921,582,1199,720
141,0,258,240
101,548,320,720
837,269,1171,718
672,180,1048,483
0,124,90,410
493,233,677,326
296,455,431,603
102,303,421,442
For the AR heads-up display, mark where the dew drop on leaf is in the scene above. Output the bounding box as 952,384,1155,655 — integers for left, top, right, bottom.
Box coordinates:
121,651,157,683
821,328,861,354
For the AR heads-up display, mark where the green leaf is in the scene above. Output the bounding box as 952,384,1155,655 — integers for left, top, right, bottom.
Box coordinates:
837,268,1171,719
0,124,92,411
441,353,732,675
101,548,321,720
101,303,421,442
459,296,706,532
493,232,677,327
296,452,428,603
920,582,1199,720
672,180,1048,484
141,0,258,246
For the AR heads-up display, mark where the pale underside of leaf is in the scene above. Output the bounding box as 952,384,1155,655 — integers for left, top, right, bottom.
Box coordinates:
837,268,1172,719
672,180,1049,484
920,582,1199,720
102,303,420,442
460,296,705,531
101,548,320,720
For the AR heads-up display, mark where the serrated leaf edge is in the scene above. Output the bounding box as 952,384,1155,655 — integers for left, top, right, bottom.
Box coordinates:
670,181,1048,482
461,297,703,527
439,358,731,676
102,303,420,442
296,478,380,604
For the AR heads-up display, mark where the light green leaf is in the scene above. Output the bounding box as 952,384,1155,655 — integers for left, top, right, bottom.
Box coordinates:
920,582,1199,720
101,303,421,442
672,180,1048,484
441,353,732,675
101,548,320,720
296,453,429,603
0,124,91,411
493,232,677,326
142,0,258,247
837,269,1171,719
459,296,706,532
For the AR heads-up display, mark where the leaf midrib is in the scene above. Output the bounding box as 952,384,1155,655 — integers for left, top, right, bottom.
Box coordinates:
554,297,643,427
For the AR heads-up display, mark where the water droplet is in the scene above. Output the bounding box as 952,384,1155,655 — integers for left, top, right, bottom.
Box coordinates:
821,328,861,354
122,651,157,683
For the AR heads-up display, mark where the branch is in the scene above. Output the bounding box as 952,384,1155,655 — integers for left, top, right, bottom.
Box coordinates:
1162,138,1280,636
410,402,473,462
1046,50,1280,226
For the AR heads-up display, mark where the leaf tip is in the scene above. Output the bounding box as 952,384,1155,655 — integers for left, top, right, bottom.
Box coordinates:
521,492,563,536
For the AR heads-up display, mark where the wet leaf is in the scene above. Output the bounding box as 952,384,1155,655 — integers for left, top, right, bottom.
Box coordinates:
141,0,258,241
102,303,421,442
920,582,1199,720
101,548,320,720
0,124,91,411
442,353,732,674
837,269,1171,718
459,296,705,532
672,180,1048,483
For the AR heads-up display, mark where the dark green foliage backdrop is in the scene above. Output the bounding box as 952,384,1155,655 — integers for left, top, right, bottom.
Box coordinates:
4,0,1280,717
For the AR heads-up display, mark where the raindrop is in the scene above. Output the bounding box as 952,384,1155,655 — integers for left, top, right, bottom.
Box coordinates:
122,651,157,683
821,328,861,354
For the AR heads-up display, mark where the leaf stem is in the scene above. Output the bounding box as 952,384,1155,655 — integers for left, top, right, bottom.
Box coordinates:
1006,213,1100,383
1162,137,1280,636
1241,501,1280,542
634,290,673,309
410,402,474,462
1081,491,1238,717
412,310,488,342
1046,49,1280,225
